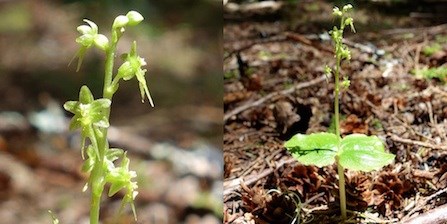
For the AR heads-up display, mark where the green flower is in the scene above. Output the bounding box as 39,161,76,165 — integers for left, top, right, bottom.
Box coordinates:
115,41,154,106
105,152,138,220
71,20,109,71
64,86,111,152
76,19,109,50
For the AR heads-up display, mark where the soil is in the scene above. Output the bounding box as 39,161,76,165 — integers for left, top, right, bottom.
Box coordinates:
224,1,447,223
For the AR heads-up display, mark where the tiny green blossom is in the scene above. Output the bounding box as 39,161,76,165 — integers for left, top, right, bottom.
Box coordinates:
115,41,154,106
106,152,139,220
64,86,111,155
72,20,109,71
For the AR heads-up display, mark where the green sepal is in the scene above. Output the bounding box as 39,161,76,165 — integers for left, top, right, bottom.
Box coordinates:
339,134,395,172
285,133,339,167
79,85,94,103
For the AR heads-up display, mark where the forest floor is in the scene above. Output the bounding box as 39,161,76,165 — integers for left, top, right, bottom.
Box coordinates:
224,1,447,223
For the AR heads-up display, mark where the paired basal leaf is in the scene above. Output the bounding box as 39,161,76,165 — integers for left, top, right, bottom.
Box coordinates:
285,133,338,167
285,133,395,171
339,134,395,172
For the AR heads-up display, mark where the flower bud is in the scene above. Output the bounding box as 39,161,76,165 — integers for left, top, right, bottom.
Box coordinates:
343,4,353,12
113,15,129,29
126,11,144,26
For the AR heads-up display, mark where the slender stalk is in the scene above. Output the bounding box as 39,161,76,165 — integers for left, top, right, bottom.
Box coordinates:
334,14,347,221
90,188,101,224
334,53,347,221
337,157,347,221
104,29,119,99
89,27,120,224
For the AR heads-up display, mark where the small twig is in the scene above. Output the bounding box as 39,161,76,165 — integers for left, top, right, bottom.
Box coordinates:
389,134,447,151
402,187,447,222
224,75,326,122
223,158,296,197
401,203,447,224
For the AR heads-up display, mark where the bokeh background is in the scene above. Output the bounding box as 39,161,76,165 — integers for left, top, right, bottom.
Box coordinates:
0,0,222,223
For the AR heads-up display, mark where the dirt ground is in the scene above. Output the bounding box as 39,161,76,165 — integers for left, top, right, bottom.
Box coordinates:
224,1,447,223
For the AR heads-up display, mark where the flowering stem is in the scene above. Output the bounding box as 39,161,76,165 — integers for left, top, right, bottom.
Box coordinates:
89,26,122,224
334,46,347,221
65,11,147,224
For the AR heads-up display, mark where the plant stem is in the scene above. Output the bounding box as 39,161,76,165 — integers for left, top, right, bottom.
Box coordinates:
89,27,120,224
90,188,101,224
337,157,347,221
104,29,119,99
334,38,347,221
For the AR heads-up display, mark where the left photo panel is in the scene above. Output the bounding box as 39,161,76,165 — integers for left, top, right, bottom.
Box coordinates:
0,0,223,223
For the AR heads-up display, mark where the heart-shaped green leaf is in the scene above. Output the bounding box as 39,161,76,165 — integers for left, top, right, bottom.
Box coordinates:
284,133,339,167
285,133,339,150
290,149,337,167
339,134,394,171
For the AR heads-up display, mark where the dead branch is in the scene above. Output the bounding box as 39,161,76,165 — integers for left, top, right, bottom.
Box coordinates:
224,74,326,122
401,203,447,224
402,187,447,222
223,158,296,197
389,134,447,151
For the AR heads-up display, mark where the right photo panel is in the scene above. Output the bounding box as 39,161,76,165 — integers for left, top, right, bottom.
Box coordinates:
224,1,447,223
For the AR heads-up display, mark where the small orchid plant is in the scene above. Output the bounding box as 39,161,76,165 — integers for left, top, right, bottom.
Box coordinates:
284,5,394,221
63,11,153,224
